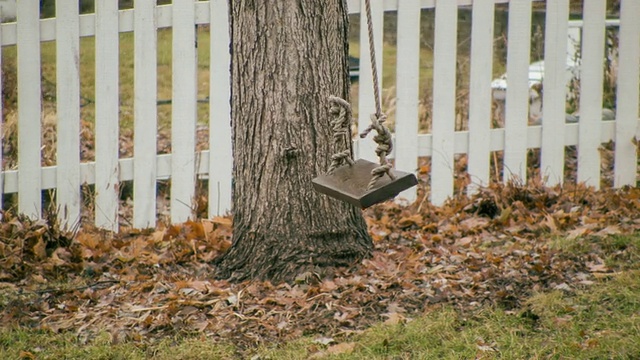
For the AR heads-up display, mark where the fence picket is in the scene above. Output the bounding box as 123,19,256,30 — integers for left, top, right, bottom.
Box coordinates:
55,0,81,228
503,0,532,183
394,0,421,203
357,0,384,162
430,0,458,205
171,0,197,223
133,1,158,228
577,1,606,188
541,0,569,185
95,0,120,231
16,2,42,219
209,0,232,216
467,0,495,194
613,0,640,187
3,1,638,231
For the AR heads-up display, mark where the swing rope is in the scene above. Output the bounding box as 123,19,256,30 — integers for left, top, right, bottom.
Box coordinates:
325,0,394,190
363,0,382,118
359,0,395,189
327,96,355,174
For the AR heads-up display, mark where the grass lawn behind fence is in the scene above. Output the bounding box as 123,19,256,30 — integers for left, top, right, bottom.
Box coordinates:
2,12,511,136
20,28,214,130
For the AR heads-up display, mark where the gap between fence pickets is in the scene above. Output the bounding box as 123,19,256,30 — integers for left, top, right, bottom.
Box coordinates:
2,118,636,195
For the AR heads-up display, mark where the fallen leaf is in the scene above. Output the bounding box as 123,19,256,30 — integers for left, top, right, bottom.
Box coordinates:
398,214,423,229
327,342,356,355
211,216,232,228
383,312,405,326
313,337,335,345
587,262,609,273
19,351,36,360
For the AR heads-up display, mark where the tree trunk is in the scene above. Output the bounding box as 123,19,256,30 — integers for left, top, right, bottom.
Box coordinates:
214,0,373,282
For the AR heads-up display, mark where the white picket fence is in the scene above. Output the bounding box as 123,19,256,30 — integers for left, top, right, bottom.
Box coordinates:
1,0,638,231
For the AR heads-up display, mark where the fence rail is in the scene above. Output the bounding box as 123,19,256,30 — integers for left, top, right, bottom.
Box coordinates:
1,0,638,231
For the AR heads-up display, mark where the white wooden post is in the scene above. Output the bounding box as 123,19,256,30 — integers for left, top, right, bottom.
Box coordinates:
394,0,420,204
171,0,197,223
503,0,532,183
134,0,158,228
209,0,232,216
467,0,495,194
430,0,457,206
357,0,383,162
613,0,640,187
17,1,42,219
95,0,120,231
577,1,606,189
541,0,569,186
56,0,81,229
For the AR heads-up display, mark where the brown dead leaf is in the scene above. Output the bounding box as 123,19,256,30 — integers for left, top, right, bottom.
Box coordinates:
544,213,558,232
327,342,356,355
455,236,473,247
32,238,47,260
211,216,232,228
18,351,36,360
460,217,489,231
76,232,100,250
586,262,609,273
184,220,205,240
150,229,166,243
566,226,590,240
397,214,423,229
383,312,405,326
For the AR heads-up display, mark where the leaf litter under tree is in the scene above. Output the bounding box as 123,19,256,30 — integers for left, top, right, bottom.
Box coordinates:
1,181,640,355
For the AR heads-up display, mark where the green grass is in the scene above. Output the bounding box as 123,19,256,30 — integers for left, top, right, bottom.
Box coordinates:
3,233,640,359
550,234,640,271
256,271,640,359
0,330,236,360
348,40,435,127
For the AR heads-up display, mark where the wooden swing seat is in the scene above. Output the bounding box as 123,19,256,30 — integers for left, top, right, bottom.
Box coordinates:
312,159,418,209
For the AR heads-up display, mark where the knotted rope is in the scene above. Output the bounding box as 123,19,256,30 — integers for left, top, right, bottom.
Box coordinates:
360,0,394,190
359,113,395,190
323,0,394,191
327,96,355,174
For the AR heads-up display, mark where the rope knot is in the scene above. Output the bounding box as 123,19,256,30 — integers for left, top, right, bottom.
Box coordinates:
326,96,354,175
359,113,396,191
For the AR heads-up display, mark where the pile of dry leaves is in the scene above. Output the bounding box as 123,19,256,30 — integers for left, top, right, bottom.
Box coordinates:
1,181,639,352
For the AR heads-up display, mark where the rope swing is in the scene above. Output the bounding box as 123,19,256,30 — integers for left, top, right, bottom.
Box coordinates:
360,0,395,188
312,0,418,208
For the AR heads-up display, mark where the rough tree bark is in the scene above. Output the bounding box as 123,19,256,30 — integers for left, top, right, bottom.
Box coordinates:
214,0,373,282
